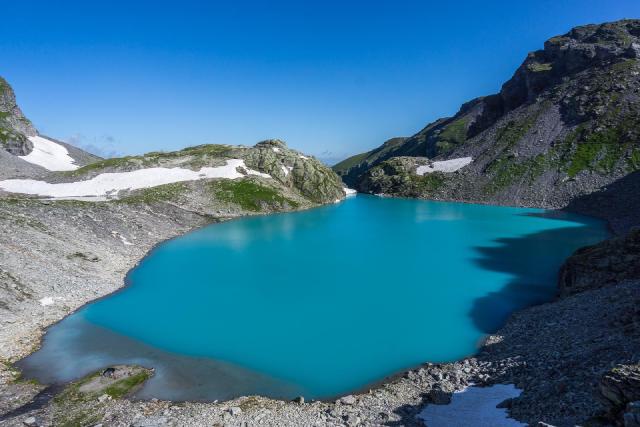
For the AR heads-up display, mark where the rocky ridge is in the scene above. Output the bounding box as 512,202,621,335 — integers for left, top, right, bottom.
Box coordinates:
334,20,640,215
0,77,36,156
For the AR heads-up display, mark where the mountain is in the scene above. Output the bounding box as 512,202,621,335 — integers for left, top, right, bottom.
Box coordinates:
0,77,102,179
0,77,346,208
334,19,640,210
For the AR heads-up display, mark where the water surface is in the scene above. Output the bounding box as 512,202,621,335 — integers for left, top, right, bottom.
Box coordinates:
19,196,608,400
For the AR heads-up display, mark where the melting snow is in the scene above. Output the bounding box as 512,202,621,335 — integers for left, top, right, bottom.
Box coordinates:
343,187,357,196
299,155,309,160
39,297,55,306
272,147,281,153
418,384,524,427
20,136,79,171
416,157,473,175
0,159,271,200
281,165,293,176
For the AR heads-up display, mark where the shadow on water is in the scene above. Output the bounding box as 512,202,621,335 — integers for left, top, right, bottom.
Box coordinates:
469,212,607,334
386,214,608,426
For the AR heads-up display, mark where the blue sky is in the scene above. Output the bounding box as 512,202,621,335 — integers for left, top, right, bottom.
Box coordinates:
2,1,639,162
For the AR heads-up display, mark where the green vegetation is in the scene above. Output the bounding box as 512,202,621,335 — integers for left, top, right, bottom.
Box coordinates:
436,118,468,153
118,182,188,204
69,156,141,176
547,36,570,45
566,143,605,177
413,173,445,192
527,62,553,72
494,107,546,150
70,144,238,176
484,153,550,194
209,179,299,211
332,151,371,173
104,371,150,399
54,368,151,404
560,115,640,177
57,410,102,427
610,58,638,73
628,147,640,171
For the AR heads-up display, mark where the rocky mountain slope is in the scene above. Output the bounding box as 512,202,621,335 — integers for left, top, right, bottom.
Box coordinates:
0,77,101,180
0,77,37,156
335,19,640,212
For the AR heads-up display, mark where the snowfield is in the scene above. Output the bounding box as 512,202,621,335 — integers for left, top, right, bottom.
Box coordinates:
416,157,473,175
20,136,79,171
343,187,357,196
0,159,271,200
418,384,524,427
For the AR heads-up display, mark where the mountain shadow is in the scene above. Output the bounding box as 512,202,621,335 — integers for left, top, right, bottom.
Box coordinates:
469,215,606,334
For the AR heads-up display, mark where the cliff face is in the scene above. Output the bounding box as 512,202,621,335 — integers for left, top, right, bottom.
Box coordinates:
0,77,36,156
335,20,640,210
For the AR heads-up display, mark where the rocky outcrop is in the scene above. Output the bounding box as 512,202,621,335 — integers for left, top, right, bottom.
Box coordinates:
0,77,36,156
336,20,640,211
244,139,346,203
559,228,640,296
600,364,640,425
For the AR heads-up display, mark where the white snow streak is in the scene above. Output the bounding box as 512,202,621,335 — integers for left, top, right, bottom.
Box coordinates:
416,157,473,175
39,297,55,306
20,136,79,171
0,159,271,200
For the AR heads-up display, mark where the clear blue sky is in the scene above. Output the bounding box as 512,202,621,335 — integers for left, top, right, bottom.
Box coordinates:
2,1,639,162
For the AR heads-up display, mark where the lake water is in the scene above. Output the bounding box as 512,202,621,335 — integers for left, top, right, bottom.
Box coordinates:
19,195,608,401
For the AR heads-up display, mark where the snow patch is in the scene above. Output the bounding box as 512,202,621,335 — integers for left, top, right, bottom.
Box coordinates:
418,384,524,427
281,165,293,177
39,297,55,306
0,159,272,200
343,187,357,196
299,155,309,160
272,147,281,153
19,136,79,171
416,157,473,175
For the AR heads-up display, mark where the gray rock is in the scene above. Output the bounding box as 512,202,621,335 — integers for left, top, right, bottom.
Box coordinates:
339,395,356,405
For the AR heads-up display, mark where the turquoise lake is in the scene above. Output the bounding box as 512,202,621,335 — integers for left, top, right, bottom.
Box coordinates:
19,195,608,401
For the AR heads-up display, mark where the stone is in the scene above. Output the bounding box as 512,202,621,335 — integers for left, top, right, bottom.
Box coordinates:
600,364,640,408
339,395,356,405
229,407,242,416
22,417,36,426
292,396,304,404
